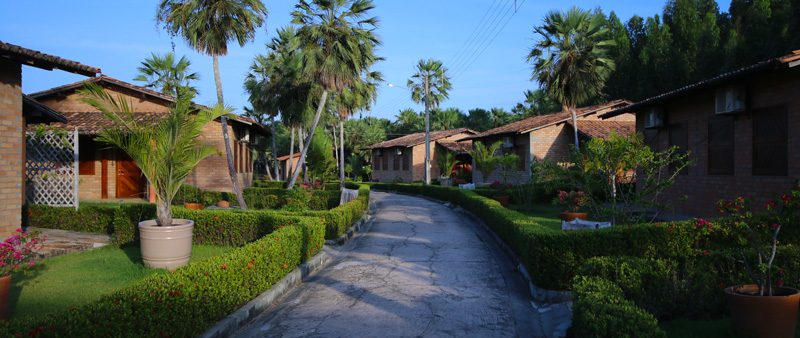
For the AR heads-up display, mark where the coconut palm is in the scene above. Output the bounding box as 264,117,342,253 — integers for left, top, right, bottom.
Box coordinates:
528,7,615,148
407,58,451,184
286,0,380,189
156,0,268,208
133,51,199,98
80,83,226,226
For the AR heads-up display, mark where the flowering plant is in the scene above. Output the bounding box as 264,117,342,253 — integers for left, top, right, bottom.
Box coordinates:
0,229,44,277
713,189,800,296
556,190,588,212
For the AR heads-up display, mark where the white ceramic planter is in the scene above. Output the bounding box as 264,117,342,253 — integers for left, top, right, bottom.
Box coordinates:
138,219,194,270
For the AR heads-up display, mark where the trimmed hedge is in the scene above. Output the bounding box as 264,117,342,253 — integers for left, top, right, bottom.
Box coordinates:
251,180,286,189
0,217,325,337
294,184,371,239
571,276,665,338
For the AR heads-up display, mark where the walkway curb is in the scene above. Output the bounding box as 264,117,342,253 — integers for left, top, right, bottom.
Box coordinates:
325,199,376,246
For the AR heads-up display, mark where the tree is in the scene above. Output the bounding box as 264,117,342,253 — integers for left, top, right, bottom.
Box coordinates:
465,108,491,131
306,127,335,181
286,0,380,189
80,83,226,227
133,51,199,98
528,7,616,148
407,58,451,185
489,107,511,128
435,146,458,178
471,141,502,183
334,69,383,188
511,89,560,117
431,107,463,130
157,0,268,208
392,108,423,134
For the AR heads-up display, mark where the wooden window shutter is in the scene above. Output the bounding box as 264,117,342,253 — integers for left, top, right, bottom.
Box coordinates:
78,136,95,175
753,106,788,176
708,116,734,175
669,124,689,175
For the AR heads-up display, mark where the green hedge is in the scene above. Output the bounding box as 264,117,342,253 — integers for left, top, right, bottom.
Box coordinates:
0,217,324,337
571,276,665,338
252,180,286,189
294,184,371,239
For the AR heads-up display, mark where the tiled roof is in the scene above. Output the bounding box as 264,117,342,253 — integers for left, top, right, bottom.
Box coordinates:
23,95,66,123
33,112,167,135
437,140,472,154
366,128,477,149
276,153,301,161
462,100,631,141
0,41,100,76
568,120,636,139
602,50,800,118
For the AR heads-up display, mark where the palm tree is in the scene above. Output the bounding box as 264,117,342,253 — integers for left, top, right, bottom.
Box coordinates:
528,7,615,148
471,141,502,184
80,83,226,226
286,0,380,189
157,0,268,208
407,58,451,185
334,69,382,187
133,51,199,98
393,108,423,134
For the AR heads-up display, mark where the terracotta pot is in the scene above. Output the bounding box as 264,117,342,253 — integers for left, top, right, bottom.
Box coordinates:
725,284,800,338
183,202,204,210
216,200,230,208
559,211,588,221
138,219,194,271
493,195,511,206
0,275,10,320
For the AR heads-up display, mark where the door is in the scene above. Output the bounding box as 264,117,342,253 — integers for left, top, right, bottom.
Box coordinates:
115,152,144,198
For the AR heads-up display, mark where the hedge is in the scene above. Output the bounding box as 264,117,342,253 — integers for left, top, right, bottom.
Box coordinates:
173,184,339,211
570,276,665,338
0,217,325,337
293,184,371,239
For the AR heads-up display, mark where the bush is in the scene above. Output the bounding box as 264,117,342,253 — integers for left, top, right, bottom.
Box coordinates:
571,276,665,338
293,184,371,239
174,185,236,207
0,218,325,337
251,180,286,189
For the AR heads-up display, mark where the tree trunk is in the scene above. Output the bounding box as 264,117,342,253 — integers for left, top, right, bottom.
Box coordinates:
213,54,247,209
156,199,172,227
332,126,339,174
287,90,328,189
213,55,224,105
288,127,295,179
569,105,579,148
423,76,431,185
339,120,345,187
271,115,279,180
299,129,307,183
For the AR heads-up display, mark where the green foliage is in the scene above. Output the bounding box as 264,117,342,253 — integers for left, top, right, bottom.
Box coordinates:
252,180,286,189
435,146,458,178
407,59,451,110
133,51,199,97
471,141,502,181
511,89,560,117
571,276,665,338
0,220,324,337
282,188,312,212
306,128,336,181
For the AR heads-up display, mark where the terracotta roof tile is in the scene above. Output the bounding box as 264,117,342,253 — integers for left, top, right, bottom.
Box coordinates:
568,120,636,139
0,41,100,76
437,140,472,153
367,128,477,149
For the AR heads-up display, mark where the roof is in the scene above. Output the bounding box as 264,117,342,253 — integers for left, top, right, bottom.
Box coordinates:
568,120,636,139
462,100,631,140
601,50,800,118
437,140,472,154
39,112,167,135
277,153,301,161
0,41,100,76
23,95,66,123
28,75,268,134
366,128,477,149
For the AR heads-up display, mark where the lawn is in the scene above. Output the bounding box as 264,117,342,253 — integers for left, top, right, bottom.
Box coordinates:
10,244,232,320
507,203,564,231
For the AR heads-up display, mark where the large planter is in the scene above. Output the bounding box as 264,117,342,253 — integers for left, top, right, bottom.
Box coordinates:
725,284,800,338
559,211,588,221
216,200,230,208
183,202,204,210
138,219,194,271
0,275,10,320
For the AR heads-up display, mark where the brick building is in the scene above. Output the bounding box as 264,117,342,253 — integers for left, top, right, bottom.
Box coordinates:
463,100,634,184
601,50,800,217
277,152,300,181
367,128,476,182
0,41,99,238
28,75,268,200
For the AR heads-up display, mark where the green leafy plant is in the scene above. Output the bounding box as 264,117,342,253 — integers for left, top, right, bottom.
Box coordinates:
471,141,502,183
435,147,458,178
495,153,519,185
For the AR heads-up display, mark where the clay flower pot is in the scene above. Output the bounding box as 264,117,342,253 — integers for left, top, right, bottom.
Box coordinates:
138,219,194,271
0,275,11,320
560,211,588,221
725,284,800,338
493,195,511,206
183,202,204,210
216,200,230,208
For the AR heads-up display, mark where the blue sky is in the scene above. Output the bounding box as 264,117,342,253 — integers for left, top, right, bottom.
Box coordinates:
1,0,731,121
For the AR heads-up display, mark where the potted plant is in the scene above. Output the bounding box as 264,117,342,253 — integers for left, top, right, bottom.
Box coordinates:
436,148,459,188
715,192,800,338
216,195,230,209
0,229,43,319
471,141,501,187
182,187,204,210
81,84,226,270
555,190,588,221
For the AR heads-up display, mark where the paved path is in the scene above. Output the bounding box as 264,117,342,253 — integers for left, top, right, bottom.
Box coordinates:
233,191,542,338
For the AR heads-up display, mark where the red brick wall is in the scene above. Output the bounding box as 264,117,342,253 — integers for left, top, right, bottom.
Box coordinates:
0,59,23,238
639,68,800,217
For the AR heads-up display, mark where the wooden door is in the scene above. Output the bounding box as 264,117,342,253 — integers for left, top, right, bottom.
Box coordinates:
115,152,144,198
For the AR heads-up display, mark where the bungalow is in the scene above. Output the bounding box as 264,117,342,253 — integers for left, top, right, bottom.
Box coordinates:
601,50,800,217
277,152,300,180
27,75,268,201
0,41,99,238
463,100,634,184
367,128,476,183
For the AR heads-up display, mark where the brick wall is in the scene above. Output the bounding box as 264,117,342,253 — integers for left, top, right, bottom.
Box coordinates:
640,68,800,217
371,132,474,183
0,59,23,238
184,121,254,192
472,133,531,184
36,86,171,113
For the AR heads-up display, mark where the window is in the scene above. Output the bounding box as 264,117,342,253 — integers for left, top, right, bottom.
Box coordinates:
667,124,688,175
753,106,788,176
708,116,735,175
78,137,95,175
381,154,388,171
402,150,410,170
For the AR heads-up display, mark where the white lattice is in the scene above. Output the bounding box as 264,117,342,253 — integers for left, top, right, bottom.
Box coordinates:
25,129,79,209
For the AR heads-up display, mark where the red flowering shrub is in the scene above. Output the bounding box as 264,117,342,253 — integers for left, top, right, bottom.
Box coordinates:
0,229,44,276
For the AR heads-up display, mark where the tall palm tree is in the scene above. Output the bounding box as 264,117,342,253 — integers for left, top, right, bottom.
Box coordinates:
133,51,199,98
528,7,615,148
157,0,268,208
286,0,380,189
334,69,382,187
407,58,451,184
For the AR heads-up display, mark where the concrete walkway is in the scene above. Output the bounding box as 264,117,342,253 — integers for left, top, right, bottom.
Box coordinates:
233,191,543,338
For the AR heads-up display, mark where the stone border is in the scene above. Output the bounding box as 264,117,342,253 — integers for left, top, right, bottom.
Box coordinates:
374,189,573,304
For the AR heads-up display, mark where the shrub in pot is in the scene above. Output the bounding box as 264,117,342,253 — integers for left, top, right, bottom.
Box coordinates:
0,229,43,319
81,84,226,270
556,190,588,221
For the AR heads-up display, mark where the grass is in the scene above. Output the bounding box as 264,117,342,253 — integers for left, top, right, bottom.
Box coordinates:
9,244,232,320
507,203,564,231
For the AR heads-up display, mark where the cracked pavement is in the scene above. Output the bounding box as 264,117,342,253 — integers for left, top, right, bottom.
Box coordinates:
232,191,543,338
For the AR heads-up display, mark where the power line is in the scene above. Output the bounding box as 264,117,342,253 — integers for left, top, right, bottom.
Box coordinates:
447,0,505,69
448,1,515,75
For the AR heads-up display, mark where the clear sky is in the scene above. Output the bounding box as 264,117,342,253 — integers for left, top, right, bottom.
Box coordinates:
1,0,731,121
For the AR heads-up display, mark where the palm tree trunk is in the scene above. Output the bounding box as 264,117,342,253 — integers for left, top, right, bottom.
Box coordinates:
213,55,224,104
156,199,172,227
299,129,307,183
213,54,247,208
569,105,579,148
288,127,295,179
332,126,339,173
339,120,345,187
287,90,329,189
270,115,279,180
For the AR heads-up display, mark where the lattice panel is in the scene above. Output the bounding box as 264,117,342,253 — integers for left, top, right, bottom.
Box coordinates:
25,130,79,208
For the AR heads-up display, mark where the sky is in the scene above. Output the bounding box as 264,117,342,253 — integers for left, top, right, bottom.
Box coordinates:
1,0,731,122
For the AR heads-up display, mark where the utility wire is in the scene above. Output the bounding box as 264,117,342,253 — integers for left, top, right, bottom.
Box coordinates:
447,0,505,69
448,1,514,75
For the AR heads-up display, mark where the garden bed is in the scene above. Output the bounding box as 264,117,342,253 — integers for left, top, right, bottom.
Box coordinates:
506,203,563,231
